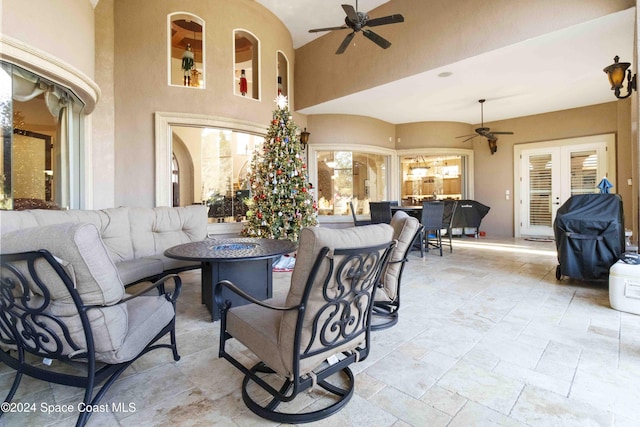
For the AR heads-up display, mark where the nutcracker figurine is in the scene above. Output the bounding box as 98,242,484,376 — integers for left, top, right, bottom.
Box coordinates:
239,69,248,96
182,43,194,86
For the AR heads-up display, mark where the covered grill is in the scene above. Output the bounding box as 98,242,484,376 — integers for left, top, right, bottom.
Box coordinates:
553,193,624,281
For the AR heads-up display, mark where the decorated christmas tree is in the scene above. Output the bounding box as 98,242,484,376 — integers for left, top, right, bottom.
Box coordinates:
242,95,317,241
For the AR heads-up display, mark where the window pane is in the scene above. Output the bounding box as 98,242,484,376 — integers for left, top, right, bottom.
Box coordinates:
1,62,83,210
0,64,11,209
316,150,388,216
570,150,598,195
400,155,464,205
172,126,263,223
528,154,552,227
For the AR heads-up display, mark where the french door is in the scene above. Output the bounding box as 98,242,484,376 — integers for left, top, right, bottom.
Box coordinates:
516,135,613,237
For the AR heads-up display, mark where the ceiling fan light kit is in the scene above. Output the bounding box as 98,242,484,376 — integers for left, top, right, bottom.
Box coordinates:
308,1,404,54
456,99,514,155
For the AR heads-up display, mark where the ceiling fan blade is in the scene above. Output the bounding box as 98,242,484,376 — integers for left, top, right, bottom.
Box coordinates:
490,131,514,135
362,29,391,49
342,4,359,22
366,14,405,27
336,31,356,54
456,134,477,138
461,135,479,143
309,25,349,33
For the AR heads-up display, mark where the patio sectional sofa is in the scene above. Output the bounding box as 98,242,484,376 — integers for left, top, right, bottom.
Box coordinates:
0,205,208,286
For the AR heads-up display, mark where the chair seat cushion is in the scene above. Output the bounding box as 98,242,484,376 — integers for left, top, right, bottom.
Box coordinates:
109,294,175,364
227,295,287,376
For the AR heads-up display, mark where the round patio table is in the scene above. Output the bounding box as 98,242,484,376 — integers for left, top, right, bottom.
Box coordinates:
165,237,297,321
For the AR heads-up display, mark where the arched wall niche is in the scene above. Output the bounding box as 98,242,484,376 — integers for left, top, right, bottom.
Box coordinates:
276,50,289,97
233,29,260,99
168,12,205,88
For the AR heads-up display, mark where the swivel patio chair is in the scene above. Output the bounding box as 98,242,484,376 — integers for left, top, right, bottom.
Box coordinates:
215,224,395,423
369,201,393,224
372,211,423,330
0,223,181,427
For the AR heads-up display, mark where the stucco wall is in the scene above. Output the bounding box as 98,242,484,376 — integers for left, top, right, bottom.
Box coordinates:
1,0,95,78
111,0,300,207
307,114,396,147
396,122,474,149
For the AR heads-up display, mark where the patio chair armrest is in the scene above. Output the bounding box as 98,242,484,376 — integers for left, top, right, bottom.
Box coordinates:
388,256,410,265
121,274,182,304
214,279,298,311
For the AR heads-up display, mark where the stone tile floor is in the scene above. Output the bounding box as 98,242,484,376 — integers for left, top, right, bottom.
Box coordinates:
2,237,640,426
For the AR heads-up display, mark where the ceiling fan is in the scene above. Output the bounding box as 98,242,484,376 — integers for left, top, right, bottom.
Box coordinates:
456,99,514,155
308,1,404,54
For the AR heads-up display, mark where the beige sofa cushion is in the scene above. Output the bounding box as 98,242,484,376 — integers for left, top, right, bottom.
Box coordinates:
0,210,39,233
0,208,135,262
115,258,164,285
1,222,125,306
378,211,420,302
129,205,207,258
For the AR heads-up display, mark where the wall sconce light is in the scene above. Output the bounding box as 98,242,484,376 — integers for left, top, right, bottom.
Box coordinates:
299,128,310,149
603,55,636,99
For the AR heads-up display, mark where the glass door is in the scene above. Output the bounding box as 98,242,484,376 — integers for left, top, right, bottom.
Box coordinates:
520,148,561,236
518,141,608,236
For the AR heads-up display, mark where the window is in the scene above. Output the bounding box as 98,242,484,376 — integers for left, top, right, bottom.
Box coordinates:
570,150,598,195
400,154,466,205
1,62,84,210
316,150,388,216
171,126,263,222
234,30,259,99
168,13,204,88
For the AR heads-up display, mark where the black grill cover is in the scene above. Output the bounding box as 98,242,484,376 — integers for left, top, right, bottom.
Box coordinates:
553,193,624,280
451,200,490,229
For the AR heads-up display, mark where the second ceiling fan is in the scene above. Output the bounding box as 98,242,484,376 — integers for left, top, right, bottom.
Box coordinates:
308,1,405,54
457,99,514,155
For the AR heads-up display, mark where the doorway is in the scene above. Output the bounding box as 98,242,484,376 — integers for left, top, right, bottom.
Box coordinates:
514,134,615,237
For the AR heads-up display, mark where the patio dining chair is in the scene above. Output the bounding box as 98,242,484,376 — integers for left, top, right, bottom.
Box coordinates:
349,200,371,226
441,200,457,253
421,201,445,256
369,201,393,224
